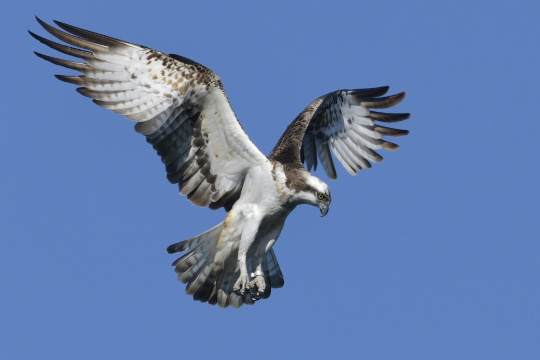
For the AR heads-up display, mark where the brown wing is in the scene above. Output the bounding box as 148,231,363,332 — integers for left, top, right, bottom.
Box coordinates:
270,87,409,179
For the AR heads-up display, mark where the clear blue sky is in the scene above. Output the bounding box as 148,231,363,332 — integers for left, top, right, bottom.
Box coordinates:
2,1,539,359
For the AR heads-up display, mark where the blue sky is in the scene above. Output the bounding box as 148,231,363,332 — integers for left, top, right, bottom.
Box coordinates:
2,1,539,359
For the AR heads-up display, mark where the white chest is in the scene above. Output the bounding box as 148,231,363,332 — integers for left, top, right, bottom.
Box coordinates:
232,160,293,218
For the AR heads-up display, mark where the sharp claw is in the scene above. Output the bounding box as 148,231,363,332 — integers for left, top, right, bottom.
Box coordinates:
250,291,263,301
234,274,266,300
247,275,266,301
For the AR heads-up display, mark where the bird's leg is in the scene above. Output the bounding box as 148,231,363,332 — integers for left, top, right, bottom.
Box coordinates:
233,259,250,296
248,264,266,301
233,216,260,296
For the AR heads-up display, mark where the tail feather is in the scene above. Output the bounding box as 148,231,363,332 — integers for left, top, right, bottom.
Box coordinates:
190,266,216,302
211,271,236,307
168,221,284,308
211,248,250,308
167,222,223,254
169,224,222,282
176,251,206,282
180,239,216,282
264,249,285,289
185,261,213,296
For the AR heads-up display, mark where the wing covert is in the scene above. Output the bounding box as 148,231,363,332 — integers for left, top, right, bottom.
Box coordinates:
31,17,267,210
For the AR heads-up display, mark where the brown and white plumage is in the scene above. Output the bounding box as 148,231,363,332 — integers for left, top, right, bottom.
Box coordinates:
31,17,265,211
271,88,409,178
31,17,409,308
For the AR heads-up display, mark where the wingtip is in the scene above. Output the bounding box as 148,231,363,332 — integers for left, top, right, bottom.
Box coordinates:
76,87,91,97
350,86,390,98
52,19,70,30
33,51,47,60
374,126,410,137
167,242,184,254
382,141,400,151
392,91,407,104
28,29,52,46
34,15,48,28
370,111,410,123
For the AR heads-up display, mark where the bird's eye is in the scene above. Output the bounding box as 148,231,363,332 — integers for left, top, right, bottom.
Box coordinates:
318,193,325,200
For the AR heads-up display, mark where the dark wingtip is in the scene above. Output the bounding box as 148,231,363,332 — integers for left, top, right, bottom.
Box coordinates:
382,141,400,151
33,51,47,60
52,19,79,35
54,74,78,84
362,92,406,109
349,86,390,98
374,126,410,137
34,15,50,30
28,30,38,40
370,111,410,123
167,241,187,254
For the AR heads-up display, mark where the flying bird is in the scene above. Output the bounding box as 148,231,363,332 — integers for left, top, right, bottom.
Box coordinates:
30,17,409,308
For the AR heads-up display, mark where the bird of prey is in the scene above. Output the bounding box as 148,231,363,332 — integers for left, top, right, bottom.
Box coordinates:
30,17,409,308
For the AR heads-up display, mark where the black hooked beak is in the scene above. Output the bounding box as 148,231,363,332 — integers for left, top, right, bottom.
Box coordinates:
319,203,329,217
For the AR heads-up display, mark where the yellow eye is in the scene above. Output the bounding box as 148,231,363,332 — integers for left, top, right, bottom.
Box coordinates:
318,193,325,200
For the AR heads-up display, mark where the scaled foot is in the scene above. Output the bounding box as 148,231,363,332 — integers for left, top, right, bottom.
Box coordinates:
233,272,250,296
248,274,266,301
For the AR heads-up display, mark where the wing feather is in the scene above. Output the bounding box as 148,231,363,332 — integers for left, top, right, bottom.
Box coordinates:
270,87,409,178
32,17,267,210
331,139,358,175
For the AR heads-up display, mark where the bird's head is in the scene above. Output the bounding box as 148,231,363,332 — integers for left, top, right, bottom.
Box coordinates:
302,174,332,217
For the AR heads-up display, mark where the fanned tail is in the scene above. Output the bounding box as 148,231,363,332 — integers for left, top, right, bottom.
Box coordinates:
167,223,223,303
167,223,285,308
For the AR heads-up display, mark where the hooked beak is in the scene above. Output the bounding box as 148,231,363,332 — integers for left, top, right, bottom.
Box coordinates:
319,203,329,217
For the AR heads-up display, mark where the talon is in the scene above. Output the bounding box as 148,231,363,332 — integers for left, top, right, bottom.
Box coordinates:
234,288,245,296
247,275,266,301
250,290,263,301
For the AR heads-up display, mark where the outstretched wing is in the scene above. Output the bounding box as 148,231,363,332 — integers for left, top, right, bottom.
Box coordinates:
30,17,267,210
269,87,409,179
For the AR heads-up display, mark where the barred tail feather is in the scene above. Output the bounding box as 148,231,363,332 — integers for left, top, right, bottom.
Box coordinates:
167,223,222,303
167,222,247,308
167,222,285,308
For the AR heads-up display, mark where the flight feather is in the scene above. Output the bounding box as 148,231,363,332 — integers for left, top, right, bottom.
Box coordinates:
30,17,266,211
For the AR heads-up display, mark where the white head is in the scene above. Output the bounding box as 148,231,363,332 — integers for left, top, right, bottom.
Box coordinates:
294,173,332,216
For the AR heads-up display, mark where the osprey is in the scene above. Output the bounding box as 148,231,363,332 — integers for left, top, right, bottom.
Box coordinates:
31,17,409,308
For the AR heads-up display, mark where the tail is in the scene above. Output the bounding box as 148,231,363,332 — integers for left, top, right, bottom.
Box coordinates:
167,222,284,308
